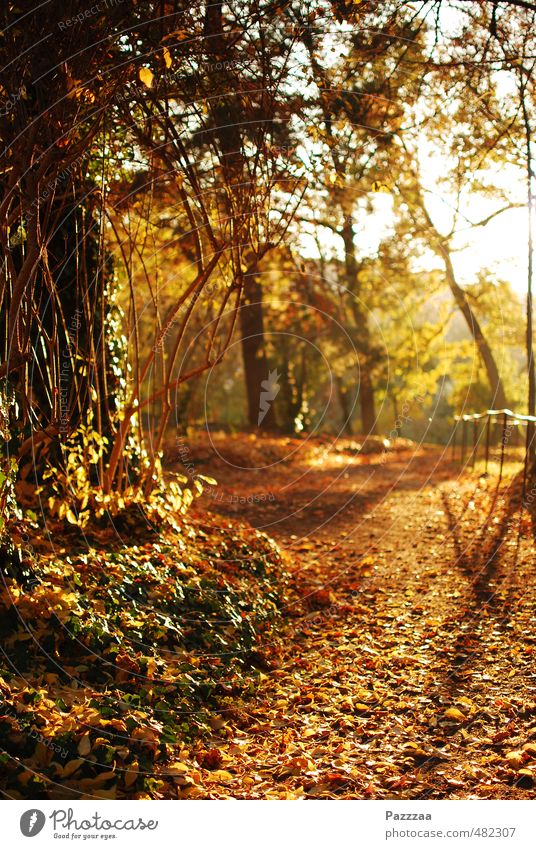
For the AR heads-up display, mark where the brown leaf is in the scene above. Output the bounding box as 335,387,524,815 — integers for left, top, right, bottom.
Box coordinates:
198,748,223,770
62,758,85,778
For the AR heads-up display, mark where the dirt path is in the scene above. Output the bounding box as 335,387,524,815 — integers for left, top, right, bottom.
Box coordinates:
185,440,536,799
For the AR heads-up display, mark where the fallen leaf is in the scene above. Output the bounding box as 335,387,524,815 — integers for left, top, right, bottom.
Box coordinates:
505,750,525,769
206,769,234,784
77,732,91,756
198,748,223,770
163,762,189,775
62,758,85,778
444,708,467,722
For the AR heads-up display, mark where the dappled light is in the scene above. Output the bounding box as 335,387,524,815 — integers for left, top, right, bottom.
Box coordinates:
1,0,536,816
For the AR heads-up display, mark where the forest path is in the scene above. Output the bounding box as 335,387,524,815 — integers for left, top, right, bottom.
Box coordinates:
188,440,536,799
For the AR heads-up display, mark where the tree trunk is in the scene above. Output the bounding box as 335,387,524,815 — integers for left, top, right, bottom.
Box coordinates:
439,243,508,410
417,199,508,410
359,370,377,435
522,91,535,458
341,215,378,434
239,273,277,430
336,376,354,435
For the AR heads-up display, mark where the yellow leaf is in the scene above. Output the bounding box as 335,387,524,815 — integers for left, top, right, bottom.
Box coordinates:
163,47,172,69
78,732,91,756
506,750,525,769
124,761,139,787
66,508,78,525
163,762,189,775
443,708,466,722
198,474,217,486
206,769,234,784
139,67,154,88
131,727,158,744
456,696,475,709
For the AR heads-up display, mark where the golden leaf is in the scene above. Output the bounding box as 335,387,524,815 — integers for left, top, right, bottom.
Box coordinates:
206,769,234,784
505,750,525,769
198,474,217,486
124,761,139,787
139,67,154,89
163,762,189,775
443,707,467,722
77,732,91,756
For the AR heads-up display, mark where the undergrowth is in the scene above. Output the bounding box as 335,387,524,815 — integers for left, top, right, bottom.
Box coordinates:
0,510,290,799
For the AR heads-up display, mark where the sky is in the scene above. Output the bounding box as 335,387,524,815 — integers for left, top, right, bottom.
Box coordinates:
297,160,531,299
295,2,533,300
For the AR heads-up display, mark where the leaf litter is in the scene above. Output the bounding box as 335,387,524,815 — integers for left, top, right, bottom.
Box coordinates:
2,437,536,799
